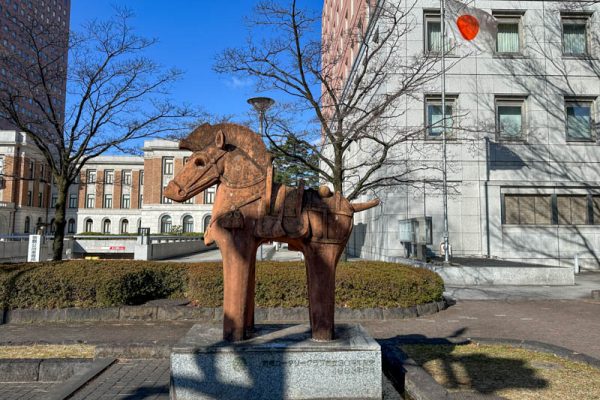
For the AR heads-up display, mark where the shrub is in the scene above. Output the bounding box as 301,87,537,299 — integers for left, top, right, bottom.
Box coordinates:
0,260,443,310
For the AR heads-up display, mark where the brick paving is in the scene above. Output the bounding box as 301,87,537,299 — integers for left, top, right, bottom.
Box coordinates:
0,382,56,400
70,359,169,400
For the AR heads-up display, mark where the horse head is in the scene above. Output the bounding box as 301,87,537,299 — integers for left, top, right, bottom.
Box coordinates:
164,123,271,202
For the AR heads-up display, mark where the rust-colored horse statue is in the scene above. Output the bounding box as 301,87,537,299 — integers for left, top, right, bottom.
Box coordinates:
164,123,378,342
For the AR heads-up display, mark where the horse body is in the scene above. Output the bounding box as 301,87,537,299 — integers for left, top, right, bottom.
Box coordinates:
164,123,378,342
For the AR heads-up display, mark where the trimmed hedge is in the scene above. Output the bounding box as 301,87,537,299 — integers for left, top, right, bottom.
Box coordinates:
1,260,444,310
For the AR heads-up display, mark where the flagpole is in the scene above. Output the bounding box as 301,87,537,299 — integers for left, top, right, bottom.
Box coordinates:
441,0,450,263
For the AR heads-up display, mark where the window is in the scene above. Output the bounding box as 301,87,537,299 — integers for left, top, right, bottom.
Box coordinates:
163,157,174,175
0,156,4,175
85,218,93,232
67,218,75,234
26,190,32,206
122,170,132,185
102,219,111,234
38,192,42,207
562,15,589,56
87,170,96,183
424,13,449,53
497,98,525,139
160,215,172,233
122,194,130,209
504,195,552,225
183,215,194,233
184,197,194,204
162,188,172,204
24,216,30,233
104,170,114,184
28,160,34,178
51,194,57,208
495,15,522,54
139,194,143,206
203,215,212,233
425,96,454,138
50,219,56,234
69,194,77,208
565,99,594,141
120,219,129,234
558,195,588,225
86,194,95,208
204,185,216,204
139,171,144,185
103,194,112,208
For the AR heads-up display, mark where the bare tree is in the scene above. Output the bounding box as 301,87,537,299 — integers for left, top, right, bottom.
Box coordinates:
0,9,195,260
215,0,445,201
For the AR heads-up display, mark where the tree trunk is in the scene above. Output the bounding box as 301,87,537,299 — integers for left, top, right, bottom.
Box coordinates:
52,180,69,261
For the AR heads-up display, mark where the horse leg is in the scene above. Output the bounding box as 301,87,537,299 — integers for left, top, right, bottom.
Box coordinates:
303,241,345,341
221,235,258,342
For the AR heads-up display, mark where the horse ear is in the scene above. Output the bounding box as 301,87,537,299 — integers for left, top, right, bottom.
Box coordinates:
215,130,225,149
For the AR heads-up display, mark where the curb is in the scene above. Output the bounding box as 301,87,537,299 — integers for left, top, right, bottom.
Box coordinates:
380,337,600,400
0,299,448,325
45,358,116,400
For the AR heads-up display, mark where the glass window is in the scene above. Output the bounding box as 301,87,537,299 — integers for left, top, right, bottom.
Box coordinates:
103,194,112,208
503,195,552,225
497,99,524,139
120,219,129,234
102,219,111,234
160,215,172,233
183,215,194,233
86,194,95,208
558,195,588,225
204,185,216,204
496,18,521,54
104,170,114,184
51,194,57,207
87,170,96,183
69,194,77,208
122,194,130,209
38,192,42,207
566,100,593,141
562,17,588,55
163,157,174,175
139,171,144,186
0,156,4,175
67,218,75,234
426,97,454,138
85,219,93,232
162,187,172,204
425,16,444,53
26,190,32,206
122,171,132,185
24,216,30,233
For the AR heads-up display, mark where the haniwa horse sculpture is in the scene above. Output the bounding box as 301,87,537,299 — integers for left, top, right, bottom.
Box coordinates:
164,123,379,342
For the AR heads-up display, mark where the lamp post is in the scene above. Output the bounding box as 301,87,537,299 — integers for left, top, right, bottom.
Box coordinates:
248,97,275,259
247,97,275,135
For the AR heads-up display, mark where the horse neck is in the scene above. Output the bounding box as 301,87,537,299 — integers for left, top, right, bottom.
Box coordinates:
214,179,265,210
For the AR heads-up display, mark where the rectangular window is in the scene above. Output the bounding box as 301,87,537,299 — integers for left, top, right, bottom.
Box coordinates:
104,170,114,184
139,171,144,186
162,188,172,204
122,170,132,185
26,190,32,206
103,194,112,208
424,13,450,54
38,192,42,207
86,194,95,208
122,194,130,209
87,170,96,183
496,98,525,139
503,195,551,225
163,157,174,175
565,99,594,141
425,96,454,138
184,197,194,204
496,19,521,54
562,15,589,56
29,161,34,178
0,156,4,175
69,194,77,208
51,194,57,207
558,195,588,225
204,185,216,204
139,193,143,206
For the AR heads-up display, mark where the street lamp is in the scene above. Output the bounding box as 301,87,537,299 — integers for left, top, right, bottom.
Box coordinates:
247,96,275,135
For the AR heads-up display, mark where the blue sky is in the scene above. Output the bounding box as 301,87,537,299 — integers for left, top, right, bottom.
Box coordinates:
70,1,324,130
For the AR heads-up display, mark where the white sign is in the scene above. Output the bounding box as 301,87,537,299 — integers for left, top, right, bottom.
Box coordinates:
27,234,42,262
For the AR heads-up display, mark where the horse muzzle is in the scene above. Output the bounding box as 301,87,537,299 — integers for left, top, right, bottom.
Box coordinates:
164,181,187,202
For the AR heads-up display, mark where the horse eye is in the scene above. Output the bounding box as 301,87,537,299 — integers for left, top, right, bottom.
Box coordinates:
195,158,205,167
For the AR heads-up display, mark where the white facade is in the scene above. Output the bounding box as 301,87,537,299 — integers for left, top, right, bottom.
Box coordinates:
347,0,600,270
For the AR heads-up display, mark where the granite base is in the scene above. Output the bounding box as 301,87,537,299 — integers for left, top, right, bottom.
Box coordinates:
170,323,382,400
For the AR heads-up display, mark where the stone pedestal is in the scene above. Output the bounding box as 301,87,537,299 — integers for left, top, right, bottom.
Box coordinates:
170,324,382,400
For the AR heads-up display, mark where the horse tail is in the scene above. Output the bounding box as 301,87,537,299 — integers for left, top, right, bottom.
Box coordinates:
350,199,380,213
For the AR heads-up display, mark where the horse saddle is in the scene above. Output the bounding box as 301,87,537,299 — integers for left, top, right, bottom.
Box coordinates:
255,167,309,239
